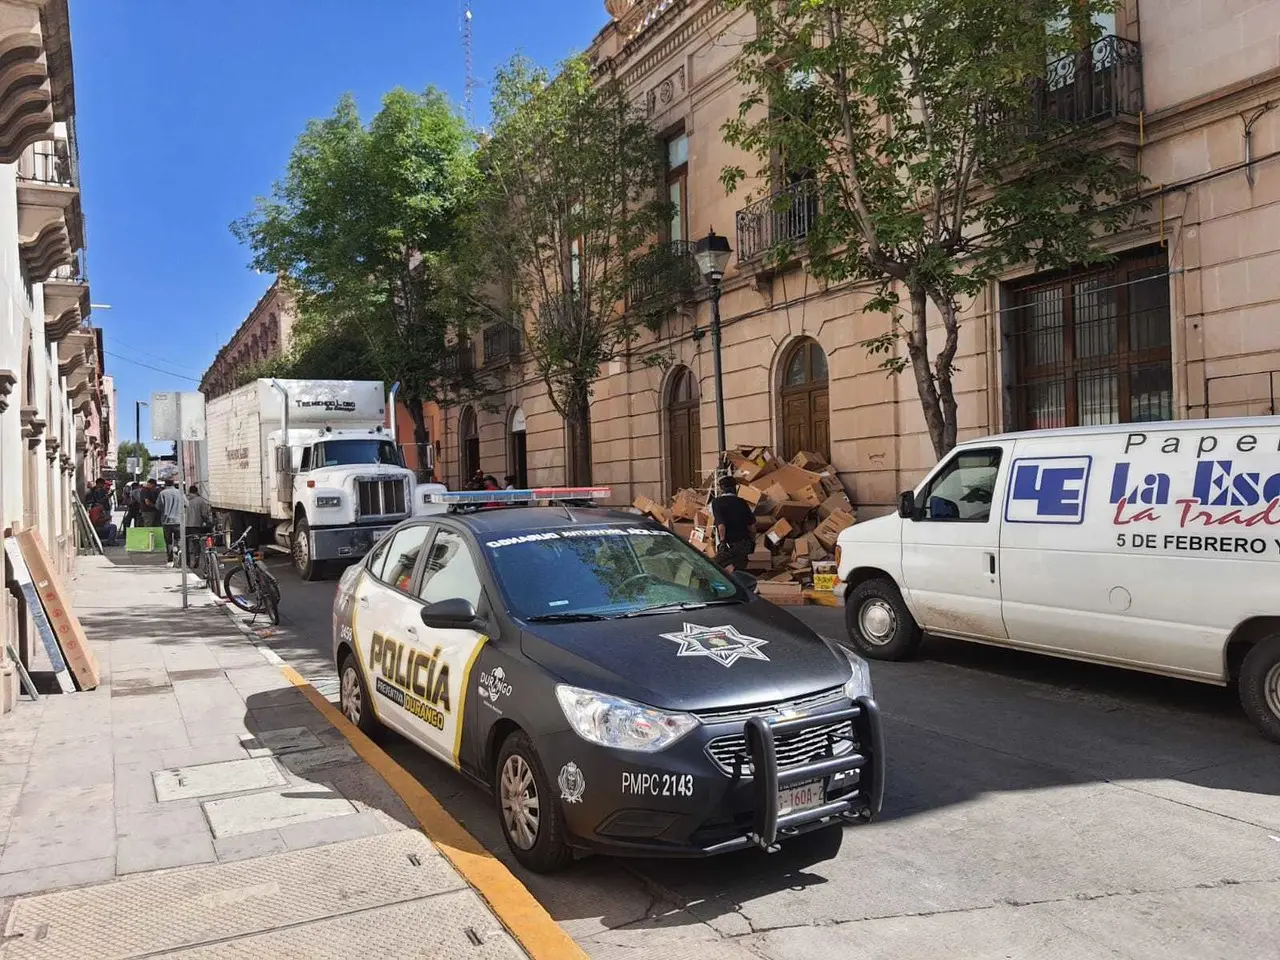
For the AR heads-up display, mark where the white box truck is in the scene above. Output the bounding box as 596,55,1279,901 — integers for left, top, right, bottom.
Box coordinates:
199,379,441,580
833,416,1280,743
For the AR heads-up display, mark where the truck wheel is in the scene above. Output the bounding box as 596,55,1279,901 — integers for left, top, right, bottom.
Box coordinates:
494,730,574,874
339,650,380,738
845,577,922,661
292,515,318,581
1238,636,1280,744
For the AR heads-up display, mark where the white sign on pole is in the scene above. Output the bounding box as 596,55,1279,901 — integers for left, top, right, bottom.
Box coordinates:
126,456,139,475
150,391,179,441
178,391,206,441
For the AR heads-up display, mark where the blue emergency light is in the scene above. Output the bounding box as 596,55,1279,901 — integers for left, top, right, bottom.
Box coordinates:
426,486,612,507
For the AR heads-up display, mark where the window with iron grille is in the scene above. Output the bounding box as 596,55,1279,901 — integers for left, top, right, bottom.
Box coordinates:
1005,248,1171,431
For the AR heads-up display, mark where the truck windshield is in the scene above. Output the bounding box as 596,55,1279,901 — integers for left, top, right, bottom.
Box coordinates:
483,526,744,619
314,439,401,468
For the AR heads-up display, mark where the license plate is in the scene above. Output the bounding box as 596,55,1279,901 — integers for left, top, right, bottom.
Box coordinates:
778,780,824,817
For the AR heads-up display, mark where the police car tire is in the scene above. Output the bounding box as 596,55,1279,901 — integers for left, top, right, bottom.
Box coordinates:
495,731,573,873
339,651,381,738
1238,636,1280,744
845,578,922,661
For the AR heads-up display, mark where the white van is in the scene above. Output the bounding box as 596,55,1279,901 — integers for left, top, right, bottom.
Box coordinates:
833,417,1280,743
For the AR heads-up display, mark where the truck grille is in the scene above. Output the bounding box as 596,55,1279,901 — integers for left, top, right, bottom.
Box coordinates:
706,717,856,777
356,478,407,519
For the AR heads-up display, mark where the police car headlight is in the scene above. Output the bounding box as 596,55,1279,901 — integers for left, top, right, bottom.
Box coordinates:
555,684,699,753
840,646,874,700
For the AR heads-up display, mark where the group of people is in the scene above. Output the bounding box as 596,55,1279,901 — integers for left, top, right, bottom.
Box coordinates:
466,469,518,491
84,476,214,565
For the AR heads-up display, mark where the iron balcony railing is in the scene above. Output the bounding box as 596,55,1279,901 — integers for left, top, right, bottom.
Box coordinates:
483,322,522,365
17,139,73,186
627,240,700,305
735,180,820,264
1035,35,1143,126
441,341,475,376
49,252,88,284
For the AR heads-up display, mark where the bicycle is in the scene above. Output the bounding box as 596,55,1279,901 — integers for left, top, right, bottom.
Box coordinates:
222,529,281,625
198,531,227,599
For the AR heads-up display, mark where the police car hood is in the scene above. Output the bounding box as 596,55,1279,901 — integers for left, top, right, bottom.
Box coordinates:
520,601,849,712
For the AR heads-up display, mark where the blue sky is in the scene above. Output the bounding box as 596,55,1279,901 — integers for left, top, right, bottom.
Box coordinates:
72,0,605,451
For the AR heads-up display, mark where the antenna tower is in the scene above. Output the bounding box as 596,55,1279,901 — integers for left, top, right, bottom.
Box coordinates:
462,1,476,125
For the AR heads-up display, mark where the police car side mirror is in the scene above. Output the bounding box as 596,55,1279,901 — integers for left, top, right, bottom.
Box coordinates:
420,597,486,632
898,491,919,521
730,570,759,595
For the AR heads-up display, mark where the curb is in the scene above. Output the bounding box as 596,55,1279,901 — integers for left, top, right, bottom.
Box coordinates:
213,596,586,960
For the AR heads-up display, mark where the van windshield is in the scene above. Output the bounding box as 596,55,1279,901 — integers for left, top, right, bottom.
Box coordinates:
314,439,401,468
483,526,743,619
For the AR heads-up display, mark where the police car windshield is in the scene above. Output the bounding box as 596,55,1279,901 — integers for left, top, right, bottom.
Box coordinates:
483,525,743,619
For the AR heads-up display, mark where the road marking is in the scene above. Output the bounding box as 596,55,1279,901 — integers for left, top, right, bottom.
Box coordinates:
276,661,587,960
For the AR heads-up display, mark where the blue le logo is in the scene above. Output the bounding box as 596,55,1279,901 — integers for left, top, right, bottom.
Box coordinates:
1005,456,1092,525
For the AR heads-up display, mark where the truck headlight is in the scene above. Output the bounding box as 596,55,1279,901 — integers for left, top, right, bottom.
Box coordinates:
839,645,874,700
555,684,699,753
315,496,341,508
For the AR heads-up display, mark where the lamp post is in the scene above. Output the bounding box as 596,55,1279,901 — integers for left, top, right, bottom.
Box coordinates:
134,400,148,483
693,229,733,459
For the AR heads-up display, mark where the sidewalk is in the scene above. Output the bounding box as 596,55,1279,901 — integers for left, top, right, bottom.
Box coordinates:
0,553,542,958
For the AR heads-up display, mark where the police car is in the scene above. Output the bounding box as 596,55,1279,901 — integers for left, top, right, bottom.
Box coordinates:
333,487,884,872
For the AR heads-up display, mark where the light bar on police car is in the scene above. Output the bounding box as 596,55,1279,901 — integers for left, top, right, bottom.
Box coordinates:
426,487,612,505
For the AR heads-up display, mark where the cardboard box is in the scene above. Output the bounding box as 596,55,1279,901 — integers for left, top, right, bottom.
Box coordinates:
799,532,825,558
633,494,657,514
820,475,844,496
814,509,855,551
689,527,707,547
738,483,764,507
766,464,825,496
813,573,838,592
727,453,768,483
694,508,712,530
757,579,805,605
761,483,788,510
791,484,823,507
764,518,793,546
673,522,695,542
747,549,773,571
16,530,100,691
818,491,854,519
774,501,815,524
793,537,811,559
790,451,828,470
670,489,703,521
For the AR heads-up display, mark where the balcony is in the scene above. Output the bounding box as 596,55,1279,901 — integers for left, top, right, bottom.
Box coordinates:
44,252,90,343
627,240,699,308
17,138,72,186
735,180,820,264
483,322,523,366
1035,36,1143,127
441,341,475,377
16,136,81,284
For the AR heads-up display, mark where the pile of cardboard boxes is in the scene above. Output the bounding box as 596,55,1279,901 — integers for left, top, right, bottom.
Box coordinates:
633,446,855,605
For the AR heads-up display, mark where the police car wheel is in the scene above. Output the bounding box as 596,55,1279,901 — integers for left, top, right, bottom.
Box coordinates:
339,652,380,738
845,578,922,661
495,731,573,873
1239,636,1280,744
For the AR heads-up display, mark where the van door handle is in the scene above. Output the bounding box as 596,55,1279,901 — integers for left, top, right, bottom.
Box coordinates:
985,552,996,575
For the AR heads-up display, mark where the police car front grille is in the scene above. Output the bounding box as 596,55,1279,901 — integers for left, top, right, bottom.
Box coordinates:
692,686,845,725
705,717,856,777
357,479,407,519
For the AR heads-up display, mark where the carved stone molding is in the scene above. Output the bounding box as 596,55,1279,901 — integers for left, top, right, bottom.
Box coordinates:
0,368,16,413
646,64,686,115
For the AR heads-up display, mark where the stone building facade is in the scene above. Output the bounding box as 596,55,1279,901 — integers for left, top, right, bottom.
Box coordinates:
426,0,1280,512
200,278,296,399
0,0,105,714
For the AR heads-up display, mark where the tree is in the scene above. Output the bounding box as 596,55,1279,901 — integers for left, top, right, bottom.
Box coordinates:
722,0,1144,457
117,441,151,481
467,55,668,484
233,88,482,463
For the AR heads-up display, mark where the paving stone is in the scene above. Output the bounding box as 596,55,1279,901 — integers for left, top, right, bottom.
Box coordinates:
247,704,329,733
212,827,287,864
0,856,116,898
14,782,113,822
114,760,161,809
238,727,322,758
276,743,359,775
113,720,192,757
202,786,357,839
163,737,256,769
153,757,286,802
116,804,217,875
0,815,116,874
276,809,386,851
22,748,114,790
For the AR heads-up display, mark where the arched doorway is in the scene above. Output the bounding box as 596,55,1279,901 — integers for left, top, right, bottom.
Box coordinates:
507,407,528,489
459,406,479,484
779,338,830,462
666,366,701,493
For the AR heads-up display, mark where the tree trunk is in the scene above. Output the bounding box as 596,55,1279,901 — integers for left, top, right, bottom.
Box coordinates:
565,384,593,486
904,284,953,461
404,397,433,481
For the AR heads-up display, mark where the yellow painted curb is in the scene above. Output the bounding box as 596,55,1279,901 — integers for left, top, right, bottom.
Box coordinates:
279,663,588,960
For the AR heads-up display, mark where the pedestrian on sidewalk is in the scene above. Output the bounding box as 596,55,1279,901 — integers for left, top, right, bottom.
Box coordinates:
84,477,110,511
157,478,186,565
140,479,161,527
122,482,142,530
711,475,755,573
88,501,118,546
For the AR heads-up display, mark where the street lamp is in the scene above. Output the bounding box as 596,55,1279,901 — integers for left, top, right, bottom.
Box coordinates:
134,400,148,483
693,228,733,459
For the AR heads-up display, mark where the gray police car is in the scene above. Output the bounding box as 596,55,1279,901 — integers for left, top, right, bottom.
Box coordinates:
333,487,884,872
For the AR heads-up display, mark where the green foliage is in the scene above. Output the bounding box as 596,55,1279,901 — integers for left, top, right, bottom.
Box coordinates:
232,88,486,447
466,55,669,481
117,441,151,480
723,0,1144,456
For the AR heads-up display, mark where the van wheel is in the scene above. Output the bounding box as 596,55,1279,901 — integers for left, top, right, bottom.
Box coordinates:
845,578,922,661
1239,636,1280,744
494,731,574,873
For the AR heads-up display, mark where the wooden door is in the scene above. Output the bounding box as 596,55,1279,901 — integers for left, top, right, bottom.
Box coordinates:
779,340,830,462
667,367,702,493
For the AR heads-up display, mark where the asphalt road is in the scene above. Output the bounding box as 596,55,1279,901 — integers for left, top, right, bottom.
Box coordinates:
253,554,1280,960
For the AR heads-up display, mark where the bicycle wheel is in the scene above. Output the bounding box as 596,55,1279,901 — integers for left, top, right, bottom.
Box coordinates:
223,566,262,613
261,570,282,626
206,552,226,598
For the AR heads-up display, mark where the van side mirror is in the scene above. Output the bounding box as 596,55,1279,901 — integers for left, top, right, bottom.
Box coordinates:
420,597,487,632
898,491,918,520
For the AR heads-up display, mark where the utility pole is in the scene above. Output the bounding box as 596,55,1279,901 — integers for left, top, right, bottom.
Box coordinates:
134,400,148,483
